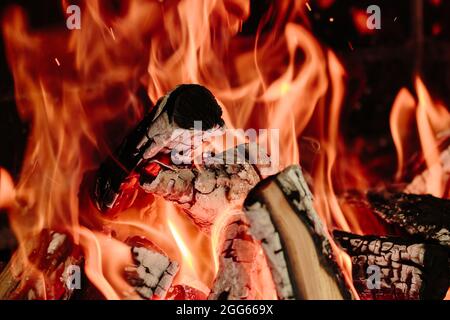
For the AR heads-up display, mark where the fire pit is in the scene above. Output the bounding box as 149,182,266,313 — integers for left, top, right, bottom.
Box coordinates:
0,0,448,301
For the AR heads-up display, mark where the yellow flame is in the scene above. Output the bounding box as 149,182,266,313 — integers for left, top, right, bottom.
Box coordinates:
168,219,197,279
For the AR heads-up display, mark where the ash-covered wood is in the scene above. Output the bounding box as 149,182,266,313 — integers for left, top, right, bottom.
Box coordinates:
0,230,82,300
244,165,352,300
124,236,179,299
333,230,449,300
405,140,450,196
367,191,450,248
208,215,262,300
139,146,260,231
244,201,293,299
93,85,271,232
94,84,225,212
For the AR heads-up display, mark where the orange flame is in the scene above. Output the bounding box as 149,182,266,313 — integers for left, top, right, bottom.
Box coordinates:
2,0,449,300
390,77,450,197
390,88,416,180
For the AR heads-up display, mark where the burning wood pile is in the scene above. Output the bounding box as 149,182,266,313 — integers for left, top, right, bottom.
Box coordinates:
0,0,449,301
0,84,448,300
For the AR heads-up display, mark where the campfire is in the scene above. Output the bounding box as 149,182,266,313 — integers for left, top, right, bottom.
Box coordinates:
0,1,448,300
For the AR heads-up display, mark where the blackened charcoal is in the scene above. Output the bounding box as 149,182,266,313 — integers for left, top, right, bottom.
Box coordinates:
367,191,450,248
334,230,449,300
168,84,225,130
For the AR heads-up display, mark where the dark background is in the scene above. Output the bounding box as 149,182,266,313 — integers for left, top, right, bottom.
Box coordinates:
0,0,449,263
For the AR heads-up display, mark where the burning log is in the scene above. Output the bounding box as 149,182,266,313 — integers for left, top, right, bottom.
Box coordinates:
0,230,82,300
93,84,266,231
124,236,179,300
139,145,261,230
208,214,263,300
243,165,352,300
94,84,225,212
367,191,450,248
333,230,449,300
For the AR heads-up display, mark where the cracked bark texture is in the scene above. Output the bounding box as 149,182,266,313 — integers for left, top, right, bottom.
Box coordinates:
139,145,261,231
0,230,82,300
334,230,449,300
367,191,450,248
244,165,352,300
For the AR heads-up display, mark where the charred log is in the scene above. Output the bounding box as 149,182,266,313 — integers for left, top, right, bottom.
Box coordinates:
94,84,225,212
334,230,449,300
367,191,450,248
208,214,266,300
0,230,82,300
139,146,261,231
92,85,267,231
124,236,179,300
244,165,352,300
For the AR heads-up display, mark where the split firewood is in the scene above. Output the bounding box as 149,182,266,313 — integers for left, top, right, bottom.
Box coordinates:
333,230,449,300
243,165,352,300
124,236,179,299
208,214,266,300
0,230,82,300
94,84,225,212
367,191,450,248
139,145,261,230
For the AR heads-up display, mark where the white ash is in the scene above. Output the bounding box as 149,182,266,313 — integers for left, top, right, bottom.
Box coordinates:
208,215,261,300
125,246,179,299
405,145,450,194
47,233,67,255
140,146,260,230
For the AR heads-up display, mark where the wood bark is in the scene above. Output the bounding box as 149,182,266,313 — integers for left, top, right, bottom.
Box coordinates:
334,230,449,300
139,145,261,231
367,191,450,248
243,165,352,300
